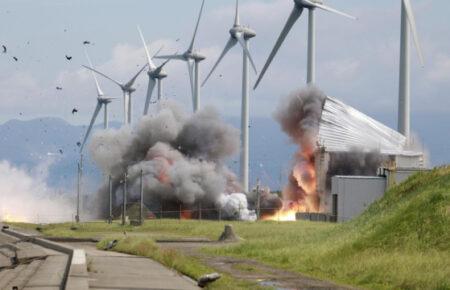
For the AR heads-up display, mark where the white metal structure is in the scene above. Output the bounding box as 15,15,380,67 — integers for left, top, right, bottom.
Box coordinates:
82,64,147,125
138,26,172,115
80,51,115,152
254,0,355,88
397,0,424,143
155,0,206,112
202,0,257,193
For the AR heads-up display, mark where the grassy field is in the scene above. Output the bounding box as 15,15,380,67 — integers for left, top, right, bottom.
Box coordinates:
10,166,450,290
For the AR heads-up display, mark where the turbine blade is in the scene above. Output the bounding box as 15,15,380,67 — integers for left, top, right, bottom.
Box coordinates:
154,54,185,60
254,5,304,89
83,48,104,96
236,33,258,74
305,1,357,20
403,0,424,66
80,102,102,152
144,78,157,115
155,58,171,75
187,59,195,99
189,0,206,52
126,63,148,88
234,0,240,26
82,65,122,88
137,25,157,70
152,45,165,59
202,37,237,86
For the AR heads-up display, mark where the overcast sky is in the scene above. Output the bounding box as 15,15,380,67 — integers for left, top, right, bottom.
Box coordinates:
0,0,449,130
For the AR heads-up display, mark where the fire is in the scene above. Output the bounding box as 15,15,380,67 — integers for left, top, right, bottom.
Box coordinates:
263,148,320,222
2,213,28,223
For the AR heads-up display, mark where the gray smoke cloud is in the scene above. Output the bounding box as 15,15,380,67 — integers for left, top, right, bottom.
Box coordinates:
273,87,327,211
88,101,255,221
274,86,326,152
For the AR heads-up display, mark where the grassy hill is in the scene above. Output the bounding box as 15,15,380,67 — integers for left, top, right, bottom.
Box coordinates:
211,167,450,289
9,167,450,289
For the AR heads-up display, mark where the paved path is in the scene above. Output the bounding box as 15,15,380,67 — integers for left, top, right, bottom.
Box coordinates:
64,242,200,290
0,231,68,290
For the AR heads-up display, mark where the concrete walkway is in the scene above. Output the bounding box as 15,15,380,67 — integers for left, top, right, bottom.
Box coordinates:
0,231,68,290
65,242,200,290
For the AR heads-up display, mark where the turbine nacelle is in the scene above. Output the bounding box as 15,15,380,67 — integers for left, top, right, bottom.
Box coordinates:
184,50,206,62
230,26,256,40
148,69,168,79
98,97,115,104
295,0,323,9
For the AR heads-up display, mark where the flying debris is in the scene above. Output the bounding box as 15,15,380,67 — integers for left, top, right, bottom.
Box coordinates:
2,45,6,53
83,41,91,45
76,142,81,147
65,55,72,60
72,108,78,114
12,56,18,61
59,149,63,155
56,86,63,90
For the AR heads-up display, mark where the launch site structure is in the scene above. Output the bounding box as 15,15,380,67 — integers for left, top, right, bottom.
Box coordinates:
312,96,425,220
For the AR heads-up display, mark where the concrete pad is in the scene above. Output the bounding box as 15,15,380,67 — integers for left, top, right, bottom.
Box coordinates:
16,242,49,263
26,255,68,287
0,264,27,288
88,256,199,290
4,259,43,289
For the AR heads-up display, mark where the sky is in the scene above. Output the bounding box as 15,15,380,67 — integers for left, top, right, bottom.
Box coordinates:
0,0,449,158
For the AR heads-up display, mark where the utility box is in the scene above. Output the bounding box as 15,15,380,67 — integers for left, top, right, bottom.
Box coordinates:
331,176,386,222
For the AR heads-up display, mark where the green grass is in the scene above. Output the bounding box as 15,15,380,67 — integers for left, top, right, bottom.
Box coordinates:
10,166,450,290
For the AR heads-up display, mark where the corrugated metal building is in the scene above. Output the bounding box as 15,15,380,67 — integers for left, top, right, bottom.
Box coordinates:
311,96,426,221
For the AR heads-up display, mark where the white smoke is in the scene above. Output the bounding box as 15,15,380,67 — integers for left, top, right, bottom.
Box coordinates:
0,160,74,223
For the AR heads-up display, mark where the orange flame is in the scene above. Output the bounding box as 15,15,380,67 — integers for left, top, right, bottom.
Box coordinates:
263,148,320,222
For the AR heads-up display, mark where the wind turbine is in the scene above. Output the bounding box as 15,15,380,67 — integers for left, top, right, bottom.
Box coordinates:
397,0,424,144
82,63,147,125
137,26,172,115
202,0,257,193
155,0,206,112
254,0,356,89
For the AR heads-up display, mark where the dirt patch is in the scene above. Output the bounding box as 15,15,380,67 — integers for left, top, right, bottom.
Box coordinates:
157,241,357,290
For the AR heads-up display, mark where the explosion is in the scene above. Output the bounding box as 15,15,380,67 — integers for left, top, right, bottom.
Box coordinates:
263,87,326,221
89,101,256,221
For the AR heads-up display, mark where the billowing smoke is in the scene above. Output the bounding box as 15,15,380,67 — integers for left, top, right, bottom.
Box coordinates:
273,87,326,212
0,160,74,223
89,101,255,221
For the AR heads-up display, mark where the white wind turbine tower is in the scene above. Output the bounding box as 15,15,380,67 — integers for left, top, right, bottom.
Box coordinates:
83,63,147,125
202,0,258,193
137,26,172,115
76,50,116,223
80,51,115,152
254,0,355,89
155,0,206,112
397,0,424,144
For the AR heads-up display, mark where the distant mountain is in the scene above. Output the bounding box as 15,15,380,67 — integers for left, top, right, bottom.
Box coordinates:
0,117,296,192
0,112,447,193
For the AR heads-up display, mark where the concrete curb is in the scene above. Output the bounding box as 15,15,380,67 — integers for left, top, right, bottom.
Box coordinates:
1,228,89,290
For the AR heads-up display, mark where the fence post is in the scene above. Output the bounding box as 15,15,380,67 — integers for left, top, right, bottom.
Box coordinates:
256,178,261,220
108,175,112,224
140,170,144,225
122,172,127,226
198,201,202,221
